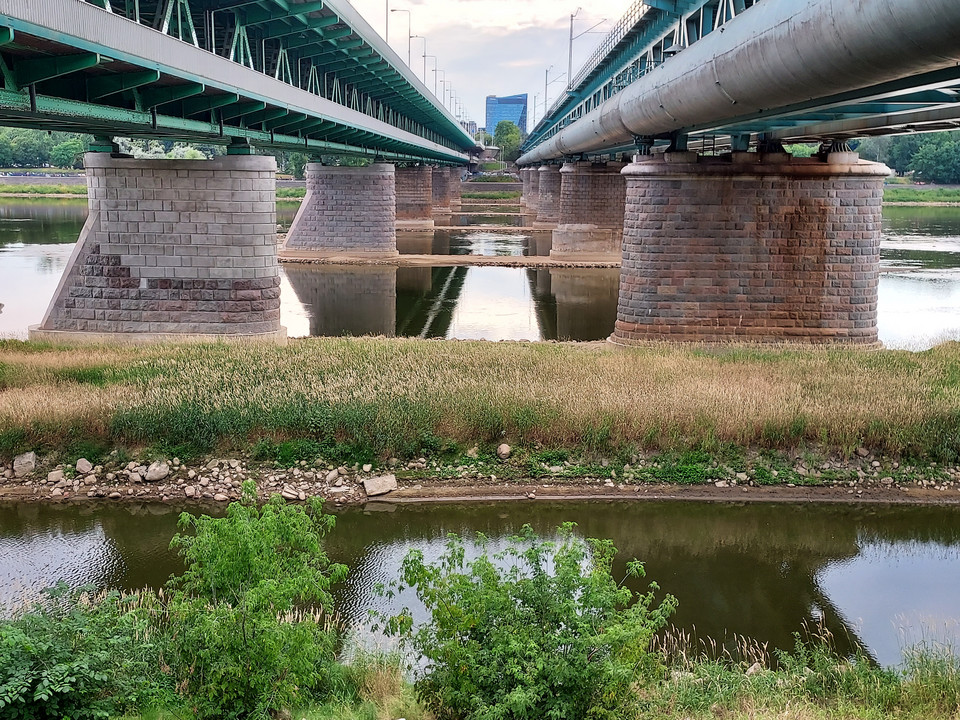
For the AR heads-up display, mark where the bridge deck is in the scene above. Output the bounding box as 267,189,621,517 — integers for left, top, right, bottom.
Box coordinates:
0,0,476,163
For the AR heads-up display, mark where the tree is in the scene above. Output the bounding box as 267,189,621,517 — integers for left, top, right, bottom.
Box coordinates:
886,134,926,175
382,523,676,720
50,139,86,169
475,131,493,146
910,140,960,184
493,120,523,163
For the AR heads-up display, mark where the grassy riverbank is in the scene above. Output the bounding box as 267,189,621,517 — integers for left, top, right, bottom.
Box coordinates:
1,338,959,469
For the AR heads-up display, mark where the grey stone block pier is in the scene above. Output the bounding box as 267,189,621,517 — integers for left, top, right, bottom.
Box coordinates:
31,153,285,344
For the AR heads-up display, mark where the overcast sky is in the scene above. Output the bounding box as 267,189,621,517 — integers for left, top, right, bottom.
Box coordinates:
347,0,631,130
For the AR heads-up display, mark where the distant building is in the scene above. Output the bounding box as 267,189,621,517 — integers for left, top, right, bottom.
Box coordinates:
461,120,478,137
485,94,528,135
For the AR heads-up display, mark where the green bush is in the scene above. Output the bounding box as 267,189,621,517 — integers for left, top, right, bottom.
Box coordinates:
0,584,171,719
382,523,677,720
166,484,348,719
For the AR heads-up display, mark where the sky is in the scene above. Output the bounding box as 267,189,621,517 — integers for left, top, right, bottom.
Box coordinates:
346,0,632,131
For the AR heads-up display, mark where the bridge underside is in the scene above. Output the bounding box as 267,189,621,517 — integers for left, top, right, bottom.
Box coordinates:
0,0,476,163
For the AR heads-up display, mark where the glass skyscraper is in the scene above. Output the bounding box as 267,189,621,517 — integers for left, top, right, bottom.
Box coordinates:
485,94,528,135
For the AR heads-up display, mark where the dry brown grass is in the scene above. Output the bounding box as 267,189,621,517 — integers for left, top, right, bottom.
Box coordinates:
1,337,958,460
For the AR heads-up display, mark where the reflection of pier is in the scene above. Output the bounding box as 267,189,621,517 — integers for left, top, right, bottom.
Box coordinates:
526,268,620,341
284,265,397,337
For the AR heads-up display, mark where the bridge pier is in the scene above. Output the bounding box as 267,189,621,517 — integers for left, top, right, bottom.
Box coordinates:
526,168,540,213
534,164,561,228
611,152,889,345
551,160,626,259
284,163,398,257
31,153,284,343
432,166,454,222
396,165,435,230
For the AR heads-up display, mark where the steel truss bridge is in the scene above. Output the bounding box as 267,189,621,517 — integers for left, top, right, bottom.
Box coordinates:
520,0,960,164
0,0,478,164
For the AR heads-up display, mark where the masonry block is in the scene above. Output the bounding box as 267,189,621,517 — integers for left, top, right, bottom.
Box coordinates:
284,163,397,256
32,154,283,343
551,161,625,258
610,153,890,345
396,165,434,229
535,164,561,227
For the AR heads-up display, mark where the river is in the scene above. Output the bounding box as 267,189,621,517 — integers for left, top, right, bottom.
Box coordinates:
0,199,958,346
1,499,959,667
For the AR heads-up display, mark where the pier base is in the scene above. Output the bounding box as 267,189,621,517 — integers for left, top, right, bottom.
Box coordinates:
397,165,435,231
284,163,397,257
551,161,625,259
611,152,889,345
32,153,284,343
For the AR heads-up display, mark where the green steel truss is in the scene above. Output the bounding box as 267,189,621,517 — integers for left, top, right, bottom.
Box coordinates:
0,0,476,163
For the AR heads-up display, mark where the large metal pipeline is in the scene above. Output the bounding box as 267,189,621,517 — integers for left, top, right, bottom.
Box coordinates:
518,0,960,165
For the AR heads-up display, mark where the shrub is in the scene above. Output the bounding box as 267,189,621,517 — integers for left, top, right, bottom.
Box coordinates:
382,523,677,720
0,584,171,719
166,483,348,719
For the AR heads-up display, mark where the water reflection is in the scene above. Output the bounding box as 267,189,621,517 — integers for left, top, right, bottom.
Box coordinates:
2,500,958,667
282,265,621,341
2,198,960,348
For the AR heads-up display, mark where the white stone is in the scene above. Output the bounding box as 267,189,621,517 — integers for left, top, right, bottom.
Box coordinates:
76,458,93,474
47,469,64,484
146,461,169,482
187,469,196,479
50,487,63,497
363,474,398,497
362,464,373,473
13,452,37,477
497,443,512,459
214,493,229,502
746,662,764,676
185,486,197,498
129,472,142,483
325,468,340,483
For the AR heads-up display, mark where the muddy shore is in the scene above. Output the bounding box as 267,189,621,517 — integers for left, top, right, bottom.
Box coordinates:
2,453,958,508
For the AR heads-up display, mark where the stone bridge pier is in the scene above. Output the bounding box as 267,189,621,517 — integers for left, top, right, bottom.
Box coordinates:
611,151,889,345
523,167,540,214
551,160,626,259
285,163,398,257
31,152,285,343
396,165,435,230
432,166,454,222
534,164,561,228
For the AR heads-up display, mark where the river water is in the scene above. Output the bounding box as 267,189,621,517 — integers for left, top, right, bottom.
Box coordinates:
1,499,959,667
1,200,960,665
0,200,958,346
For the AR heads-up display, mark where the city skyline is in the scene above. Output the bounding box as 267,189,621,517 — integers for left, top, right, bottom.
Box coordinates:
347,0,623,126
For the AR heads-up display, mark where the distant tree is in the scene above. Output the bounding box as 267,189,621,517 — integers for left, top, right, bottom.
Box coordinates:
910,140,960,184
475,131,493,145
50,139,85,169
493,120,522,162
854,136,892,164
886,134,926,175
783,143,817,158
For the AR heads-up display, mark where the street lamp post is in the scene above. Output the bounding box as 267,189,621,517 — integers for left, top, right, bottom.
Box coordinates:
390,9,412,65
544,66,565,111
423,53,436,86
568,7,607,92
412,36,426,81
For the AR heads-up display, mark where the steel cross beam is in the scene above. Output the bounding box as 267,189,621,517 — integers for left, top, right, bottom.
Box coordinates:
0,0,478,162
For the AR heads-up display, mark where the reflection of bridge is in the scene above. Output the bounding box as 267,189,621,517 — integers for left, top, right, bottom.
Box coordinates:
518,0,960,345
2,0,475,343
283,259,622,341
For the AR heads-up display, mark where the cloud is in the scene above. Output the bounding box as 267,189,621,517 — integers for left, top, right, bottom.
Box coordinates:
348,0,626,124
